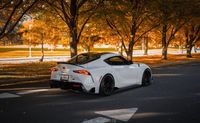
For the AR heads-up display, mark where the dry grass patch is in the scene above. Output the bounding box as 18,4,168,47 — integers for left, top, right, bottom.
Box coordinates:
0,62,56,86
134,54,200,66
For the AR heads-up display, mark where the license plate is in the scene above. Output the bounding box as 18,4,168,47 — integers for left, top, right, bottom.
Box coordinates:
61,74,69,80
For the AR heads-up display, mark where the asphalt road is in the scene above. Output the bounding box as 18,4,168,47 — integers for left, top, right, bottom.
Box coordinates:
0,62,200,123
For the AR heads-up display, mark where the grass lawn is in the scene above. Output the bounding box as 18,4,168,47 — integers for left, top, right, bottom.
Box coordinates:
0,53,200,87
0,47,116,58
0,62,56,86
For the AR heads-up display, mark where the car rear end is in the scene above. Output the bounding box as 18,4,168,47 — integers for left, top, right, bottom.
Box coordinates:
50,62,96,92
49,53,102,93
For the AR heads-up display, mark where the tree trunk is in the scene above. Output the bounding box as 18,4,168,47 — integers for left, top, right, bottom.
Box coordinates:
162,46,168,60
3,40,6,46
40,39,44,62
127,35,134,62
127,50,133,62
144,41,148,55
88,36,91,52
127,21,137,62
186,44,192,58
69,0,78,58
127,40,134,62
120,42,123,56
185,31,193,58
161,24,168,60
143,34,148,55
70,32,78,58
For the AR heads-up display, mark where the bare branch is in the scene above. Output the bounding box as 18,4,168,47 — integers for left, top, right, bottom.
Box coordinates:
135,24,160,42
78,0,87,9
61,0,70,26
0,1,10,10
77,0,104,43
45,0,69,25
105,16,128,54
0,0,23,38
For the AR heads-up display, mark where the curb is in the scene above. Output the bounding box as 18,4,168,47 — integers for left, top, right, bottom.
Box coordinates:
150,59,200,68
0,79,49,88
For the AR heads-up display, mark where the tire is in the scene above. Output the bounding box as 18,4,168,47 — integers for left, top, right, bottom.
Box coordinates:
99,74,115,96
142,69,151,86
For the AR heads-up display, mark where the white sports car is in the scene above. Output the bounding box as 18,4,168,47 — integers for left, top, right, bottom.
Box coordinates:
50,52,152,96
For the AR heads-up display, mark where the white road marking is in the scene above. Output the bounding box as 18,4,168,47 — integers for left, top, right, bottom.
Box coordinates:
16,89,59,95
82,117,111,123
95,108,138,122
0,93,20,99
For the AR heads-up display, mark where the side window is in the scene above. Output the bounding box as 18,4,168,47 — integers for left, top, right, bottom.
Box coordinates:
105,56,130,65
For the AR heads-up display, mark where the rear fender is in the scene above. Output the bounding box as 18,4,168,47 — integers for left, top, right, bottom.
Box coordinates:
89,67,114,94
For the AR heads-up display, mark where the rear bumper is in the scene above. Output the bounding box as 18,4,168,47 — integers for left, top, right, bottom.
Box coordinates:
49,80,95,93
49,80,82,90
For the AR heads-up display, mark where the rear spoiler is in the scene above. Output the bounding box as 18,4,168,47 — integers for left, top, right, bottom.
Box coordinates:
57,62,70,64
57,62,84,68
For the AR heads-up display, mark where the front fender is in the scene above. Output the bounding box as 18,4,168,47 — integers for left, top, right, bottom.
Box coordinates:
138,63,152,84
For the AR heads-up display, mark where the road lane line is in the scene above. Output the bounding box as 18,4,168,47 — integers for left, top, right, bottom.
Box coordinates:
82,117,111,123
0,93,20,99
16,89,60,95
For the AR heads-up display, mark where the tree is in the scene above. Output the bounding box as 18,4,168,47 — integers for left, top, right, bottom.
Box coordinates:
103,0,159,61
19,12,65,61
149,0,192,60
184,21,200,57
20,19,46,61
45,0,104,57
182,0,200,57
0,0,39,42
79,23,103,52
142,34,149,55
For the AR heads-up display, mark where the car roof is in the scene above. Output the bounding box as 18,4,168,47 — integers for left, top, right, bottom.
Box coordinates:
99,52,120,59
78,52,120,59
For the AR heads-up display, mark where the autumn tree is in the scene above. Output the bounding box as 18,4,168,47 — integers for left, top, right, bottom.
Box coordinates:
19,10,65,61
103,0,159,61
182,0,200,58
183,17,200,58
149,0,192,60
20,19,47,61
79,22,103,52
45,0,104,57
0,0,39,43
32,4,68,49
184,23,200,57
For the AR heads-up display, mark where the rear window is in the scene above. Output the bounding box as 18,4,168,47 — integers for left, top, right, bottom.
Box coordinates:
66,53,101,65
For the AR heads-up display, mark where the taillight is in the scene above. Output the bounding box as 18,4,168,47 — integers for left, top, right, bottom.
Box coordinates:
73,70,91,75
50,67,59,72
